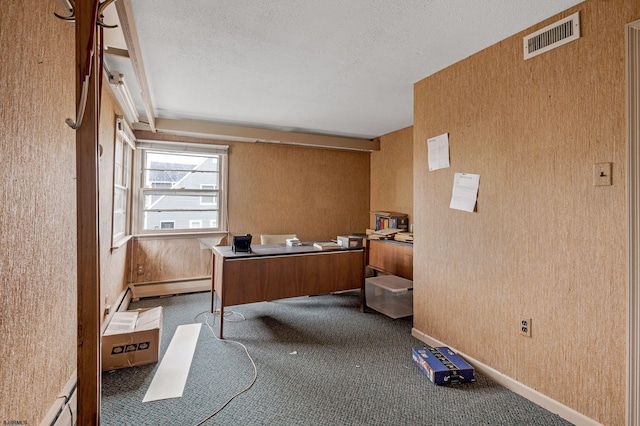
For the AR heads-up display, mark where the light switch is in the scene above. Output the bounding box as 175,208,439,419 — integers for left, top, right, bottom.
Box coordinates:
594,162,612,186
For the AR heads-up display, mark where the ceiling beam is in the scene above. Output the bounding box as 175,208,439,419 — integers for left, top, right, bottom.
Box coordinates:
104,46,129,58
152,118,380,152
115,0,156,131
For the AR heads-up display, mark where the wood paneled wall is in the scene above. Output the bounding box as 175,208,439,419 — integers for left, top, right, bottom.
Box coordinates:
370,126,413,228
133,131,370,282
99,88,132,316
130,238,211,284
413,2,639,424
0,1,76,423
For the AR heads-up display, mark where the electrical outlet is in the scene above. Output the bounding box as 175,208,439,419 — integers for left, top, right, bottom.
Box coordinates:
519,317,532,337
137,264,144,275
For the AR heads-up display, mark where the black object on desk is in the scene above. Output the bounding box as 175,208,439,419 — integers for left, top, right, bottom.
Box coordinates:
232,234,252,253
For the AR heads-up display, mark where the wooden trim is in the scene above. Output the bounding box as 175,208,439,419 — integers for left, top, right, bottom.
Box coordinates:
154,117,381,152
411,328,603,426
75,0,101,423
627,18,640,426
104,46,129,58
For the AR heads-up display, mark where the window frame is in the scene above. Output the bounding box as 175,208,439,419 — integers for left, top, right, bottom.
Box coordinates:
111,117,135,248
134,140,228,236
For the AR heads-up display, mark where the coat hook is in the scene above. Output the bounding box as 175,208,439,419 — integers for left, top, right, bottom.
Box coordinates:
97,0,118,28
54,0,76,21
54,0,118,28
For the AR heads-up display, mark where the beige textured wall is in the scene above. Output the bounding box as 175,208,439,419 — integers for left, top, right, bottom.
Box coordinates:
227,141,370,241
370,126,413,229
132,132,370,281
0,1,76,423
413,2,638,425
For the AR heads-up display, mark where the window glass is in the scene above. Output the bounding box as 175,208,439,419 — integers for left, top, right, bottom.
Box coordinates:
112,118,134,245
137,144,226,233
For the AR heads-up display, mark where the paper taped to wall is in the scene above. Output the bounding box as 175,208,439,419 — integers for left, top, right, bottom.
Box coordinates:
450,173,480,212
427,133,450,171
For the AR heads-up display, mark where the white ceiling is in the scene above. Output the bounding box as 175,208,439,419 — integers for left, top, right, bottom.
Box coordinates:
103,0,583,141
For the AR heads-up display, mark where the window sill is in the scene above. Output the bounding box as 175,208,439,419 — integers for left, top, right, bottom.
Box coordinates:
111,235,133,251
133,230,229,240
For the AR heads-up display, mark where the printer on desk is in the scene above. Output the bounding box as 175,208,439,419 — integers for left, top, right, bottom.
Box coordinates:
232,234,252,253
337,235,363,249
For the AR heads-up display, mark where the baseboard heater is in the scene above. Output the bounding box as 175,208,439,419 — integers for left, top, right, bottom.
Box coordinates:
40,371,77,426
130,277,211,299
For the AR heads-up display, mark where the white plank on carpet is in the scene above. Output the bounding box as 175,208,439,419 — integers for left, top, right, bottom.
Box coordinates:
143,323,201,402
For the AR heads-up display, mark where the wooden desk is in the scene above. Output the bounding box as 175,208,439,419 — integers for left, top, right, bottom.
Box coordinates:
366,239,413,280
211,243,365,338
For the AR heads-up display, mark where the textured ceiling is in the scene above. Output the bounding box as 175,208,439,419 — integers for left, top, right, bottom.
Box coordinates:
104,0,584,139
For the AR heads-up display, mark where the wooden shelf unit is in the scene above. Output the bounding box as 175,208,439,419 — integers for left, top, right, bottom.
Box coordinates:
366,239,413,280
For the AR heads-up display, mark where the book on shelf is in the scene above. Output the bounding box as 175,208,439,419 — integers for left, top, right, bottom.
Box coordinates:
313,241,342,250
371,211,407,218
394,232,414,243
371,211,409,232
366,228,402,240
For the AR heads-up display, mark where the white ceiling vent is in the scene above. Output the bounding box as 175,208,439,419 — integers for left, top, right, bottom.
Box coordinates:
523,12,580,60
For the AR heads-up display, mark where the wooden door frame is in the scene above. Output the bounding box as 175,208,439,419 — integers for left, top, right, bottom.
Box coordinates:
626,18,640,426
75,0,102,424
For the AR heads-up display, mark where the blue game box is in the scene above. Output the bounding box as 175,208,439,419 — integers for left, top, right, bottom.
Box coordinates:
412,346,475,385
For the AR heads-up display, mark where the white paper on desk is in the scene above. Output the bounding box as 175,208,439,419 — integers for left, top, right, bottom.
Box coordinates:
450,173,480,212
427,133,450,171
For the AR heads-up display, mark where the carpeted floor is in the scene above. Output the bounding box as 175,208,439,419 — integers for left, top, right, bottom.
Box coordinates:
101,291,573,425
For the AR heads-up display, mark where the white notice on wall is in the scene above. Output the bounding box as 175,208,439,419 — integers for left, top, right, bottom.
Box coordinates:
450,173,480,212
427,133,450,171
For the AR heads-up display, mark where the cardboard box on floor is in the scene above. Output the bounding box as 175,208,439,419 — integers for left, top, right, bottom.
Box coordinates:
102,307,163,371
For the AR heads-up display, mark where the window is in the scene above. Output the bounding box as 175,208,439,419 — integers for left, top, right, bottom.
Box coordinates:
112,117,135,246
136,141,228,233
200,184,216,205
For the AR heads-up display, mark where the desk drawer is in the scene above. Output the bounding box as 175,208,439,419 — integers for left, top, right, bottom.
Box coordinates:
367,239,413,280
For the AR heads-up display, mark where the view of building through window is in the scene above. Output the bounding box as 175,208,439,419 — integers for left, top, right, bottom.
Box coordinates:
141,150,222,231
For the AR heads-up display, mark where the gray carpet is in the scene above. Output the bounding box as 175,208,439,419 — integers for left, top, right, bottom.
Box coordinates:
101,291,573,425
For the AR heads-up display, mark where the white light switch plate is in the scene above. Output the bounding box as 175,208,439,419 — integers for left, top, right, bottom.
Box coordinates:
594,162,612,186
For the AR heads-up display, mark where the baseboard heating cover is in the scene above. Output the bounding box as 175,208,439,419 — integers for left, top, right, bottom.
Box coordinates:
130,277,210,299
40,371,76,426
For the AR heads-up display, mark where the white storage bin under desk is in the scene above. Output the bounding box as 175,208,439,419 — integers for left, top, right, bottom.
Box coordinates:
365,275,413,319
